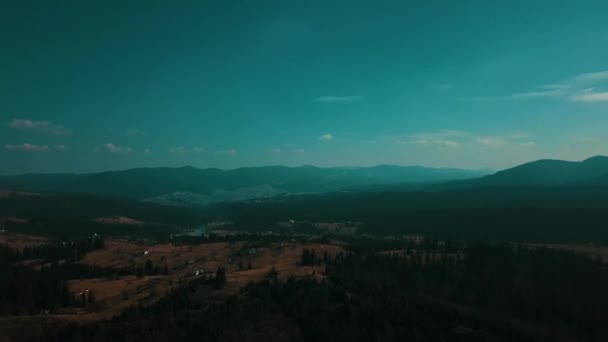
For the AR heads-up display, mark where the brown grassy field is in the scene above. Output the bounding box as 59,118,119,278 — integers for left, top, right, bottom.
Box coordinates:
0,235,344,338
0,233,48,250
71,239,343,320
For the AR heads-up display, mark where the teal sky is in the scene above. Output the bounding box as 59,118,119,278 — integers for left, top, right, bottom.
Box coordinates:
2,1,608,174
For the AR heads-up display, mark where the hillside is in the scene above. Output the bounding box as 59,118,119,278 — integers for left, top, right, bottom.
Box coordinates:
445,156,608,188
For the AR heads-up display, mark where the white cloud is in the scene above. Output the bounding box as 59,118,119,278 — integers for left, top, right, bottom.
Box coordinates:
54,144,68,152
317,133,333,141
169,146,206,155
10,119,50,129
5,143,50,152
474,132,534,148
314,96,361,103
293,148,305,154
268,148,282,153
519,141,536,147
96,143,133,153
573,71,608,82
469,88,566,101
475,137,506,147
9,118,72,136
394,130,465,148
570,90,608,102
415,137,460,147
144,148,152,155
388,130,533,150
215,149,238,156
510,88,567,99
469,70,608,102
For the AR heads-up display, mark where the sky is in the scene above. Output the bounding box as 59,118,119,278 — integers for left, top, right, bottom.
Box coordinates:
2,0,608,174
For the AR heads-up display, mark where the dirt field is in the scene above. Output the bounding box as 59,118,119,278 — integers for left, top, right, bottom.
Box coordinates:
1,234,343,327
0,233,49,250
92,216,144,225
70,239,344,319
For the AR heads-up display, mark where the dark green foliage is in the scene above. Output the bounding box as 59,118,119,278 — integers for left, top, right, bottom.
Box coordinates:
15,235,104,263
214,266,226,289
300,248,321,266
265,266,278,281
0,266,71,315
37,243,608,342
0,241,167,316
215,186,608,242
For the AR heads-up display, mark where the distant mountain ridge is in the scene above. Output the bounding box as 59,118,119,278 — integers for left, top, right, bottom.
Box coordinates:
448,156,608,188
0,164,491,206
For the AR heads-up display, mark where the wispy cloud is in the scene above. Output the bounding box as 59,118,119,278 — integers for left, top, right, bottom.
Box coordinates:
4,143,69,152
386,130,533,149
412,133,461,148
268,148,282,153
314,96,362,104
317,133,334,142
125,129,148,136
9,119,72,136
4,143,50,152
144,148,152,155
95,143,133,153
519,141,536,147
570,89,608,102
469,87,567,101
169,146,206,155
475,137,506,148
572,71,608,82
469,70,608,103
474,133,533,148
215,148,238,156
392,130,465,148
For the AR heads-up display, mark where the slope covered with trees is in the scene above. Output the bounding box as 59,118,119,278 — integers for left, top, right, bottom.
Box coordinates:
39,243,608,342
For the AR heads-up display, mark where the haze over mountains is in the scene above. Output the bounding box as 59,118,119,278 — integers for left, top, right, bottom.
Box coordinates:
1,156,607,207
0,165,490,206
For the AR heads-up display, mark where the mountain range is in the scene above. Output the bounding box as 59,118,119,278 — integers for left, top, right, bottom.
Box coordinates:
0,165,490,206
1,156,607,207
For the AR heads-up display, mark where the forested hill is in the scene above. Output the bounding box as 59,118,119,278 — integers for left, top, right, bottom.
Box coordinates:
444,155,608,188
